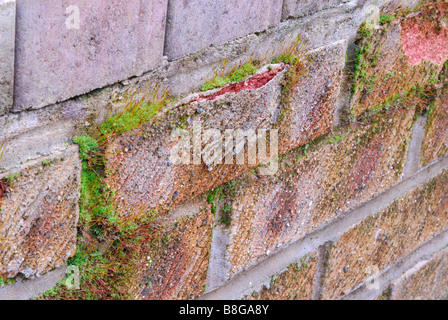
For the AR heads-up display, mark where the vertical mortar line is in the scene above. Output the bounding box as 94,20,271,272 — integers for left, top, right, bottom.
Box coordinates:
403,114,427,178
312,241,333,300
162,0,172,60
11,0,16,113
204,203,232,294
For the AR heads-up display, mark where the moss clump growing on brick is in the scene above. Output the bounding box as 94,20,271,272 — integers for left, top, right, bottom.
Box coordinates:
98,88,169,138
272,35,309,105
45,89,173,300
200,61,260,92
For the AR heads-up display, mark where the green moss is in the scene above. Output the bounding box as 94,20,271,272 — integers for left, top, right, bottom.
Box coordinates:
200,62,259,92
73,135,98,162
379,14,395,24
6,173,20,186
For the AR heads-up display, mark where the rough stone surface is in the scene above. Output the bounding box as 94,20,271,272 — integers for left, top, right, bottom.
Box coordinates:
278,41,345,154
246,253,318,300
0,146,81,280
226,106,415,276
14,0,168,111
137,198,213,300
422,81,448,166
105,43,344,220
321,170,448,300
164,0,283,60
351,9,448,116
0,0,15,115
388,247,448,300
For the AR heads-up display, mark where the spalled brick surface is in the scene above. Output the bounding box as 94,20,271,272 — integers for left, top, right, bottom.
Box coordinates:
246,253,318,300
105,66,286,219
0,147,81,280
321,170,448,300
278,42,345,155
137,199,213,300
281,0,348,20
422,84,448,166
225,107,415,276
164,0,283,60
388,247,448,300
14,0,168,111
105,43,345,220
0,0,15,115
351,9,447,116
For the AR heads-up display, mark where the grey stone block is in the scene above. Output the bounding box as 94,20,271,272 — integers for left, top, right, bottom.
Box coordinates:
14,0,168,112
282,0,349,20
0,0,15,116
164,0,283,60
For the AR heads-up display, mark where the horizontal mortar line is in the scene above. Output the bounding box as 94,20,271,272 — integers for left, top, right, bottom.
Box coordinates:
342,227,448,300
200,156,448,300
0,266,66,300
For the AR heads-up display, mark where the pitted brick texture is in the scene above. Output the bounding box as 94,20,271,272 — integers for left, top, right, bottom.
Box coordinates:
226,107,415,276
105,43,345,220
321,170,448,300
422,84,448,165
351,10,447,116
0,147,81,280
137,199,213,300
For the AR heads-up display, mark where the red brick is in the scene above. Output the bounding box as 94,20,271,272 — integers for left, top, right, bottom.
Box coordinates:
0,147,81,280
422,83,448,165
136,198,213,300
105,42,345,219
225,107,415,276
351,7,447,116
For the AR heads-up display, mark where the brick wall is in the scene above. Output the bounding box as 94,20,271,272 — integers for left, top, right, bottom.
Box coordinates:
1,0,448,300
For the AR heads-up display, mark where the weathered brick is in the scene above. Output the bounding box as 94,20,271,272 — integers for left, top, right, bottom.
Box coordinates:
246,252,318,300
225,106,415,276
14,0,168,111
351,6,448,116
388,247,448,300
0,146,81,280
278,42,345,155
105,42,345,220
321,170,448,300
421,83,448,165
0,0,15,115
137,199,213,300
164,0,283,60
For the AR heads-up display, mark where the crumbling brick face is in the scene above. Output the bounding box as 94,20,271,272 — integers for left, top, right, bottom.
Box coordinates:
321,170,448,300
137,199,213,300
0,147,81,280
105,43,345,220
226,107,415,276
387,247,448,300
246,252,319,300
278,41,345,155
351,9,447,116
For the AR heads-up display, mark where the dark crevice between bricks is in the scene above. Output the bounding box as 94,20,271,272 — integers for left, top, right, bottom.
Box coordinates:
312,241,333,300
